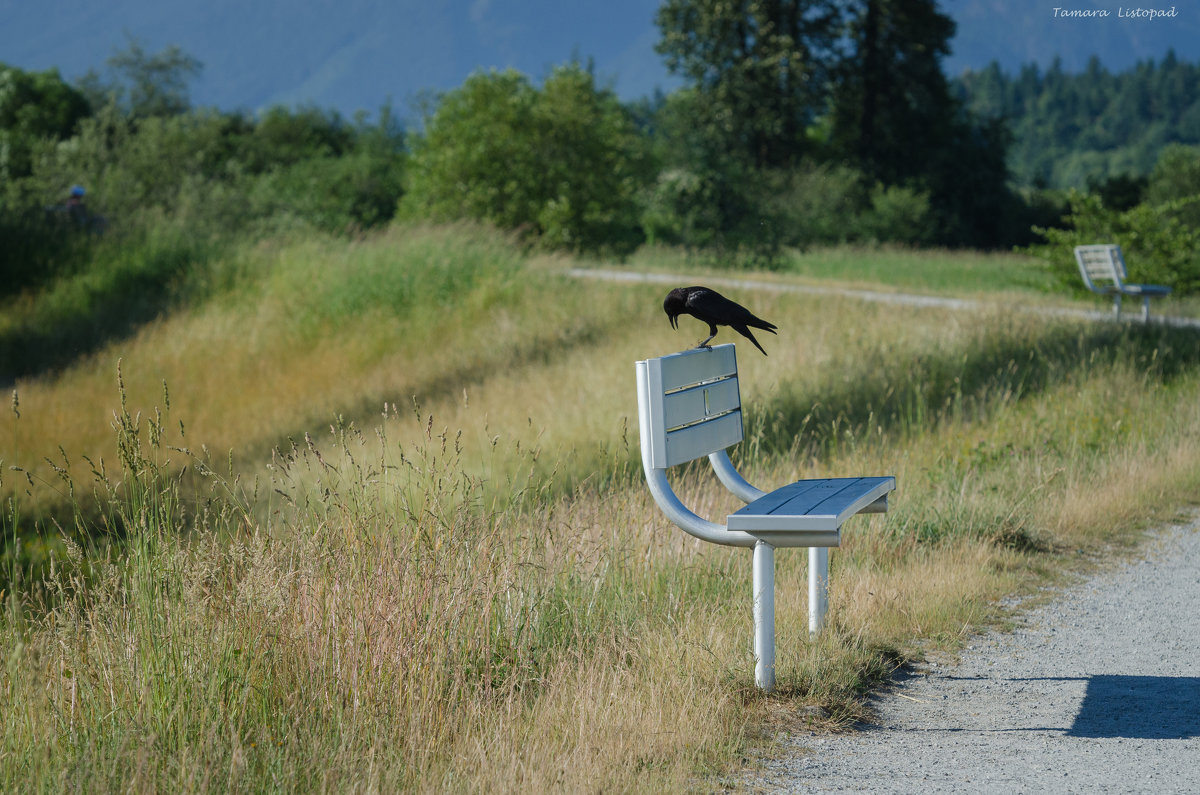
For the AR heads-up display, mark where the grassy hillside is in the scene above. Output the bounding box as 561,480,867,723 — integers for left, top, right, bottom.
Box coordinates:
4,225,1200,790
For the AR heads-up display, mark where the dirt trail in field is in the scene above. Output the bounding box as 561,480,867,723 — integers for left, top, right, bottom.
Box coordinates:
565,267,1200,329
744,517,1200,794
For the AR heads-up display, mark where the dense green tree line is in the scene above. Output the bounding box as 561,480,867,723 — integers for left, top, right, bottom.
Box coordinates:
953,51,1200,292
1,1,1013,274
644,0,1033,252
954,52,1200,189
2,2,1200,306
0,50,405,298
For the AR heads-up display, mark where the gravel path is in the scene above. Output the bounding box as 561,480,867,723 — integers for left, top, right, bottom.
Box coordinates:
747,518,1200,793
566,267,1200,329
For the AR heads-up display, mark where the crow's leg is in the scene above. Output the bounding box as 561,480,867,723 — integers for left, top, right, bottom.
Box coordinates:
696,324,718,349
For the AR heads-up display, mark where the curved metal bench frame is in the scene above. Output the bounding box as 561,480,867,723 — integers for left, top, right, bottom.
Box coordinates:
635,344,895,691
1075,244,1171,322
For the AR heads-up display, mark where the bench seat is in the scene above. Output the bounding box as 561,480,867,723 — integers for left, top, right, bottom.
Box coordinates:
728,476,894,544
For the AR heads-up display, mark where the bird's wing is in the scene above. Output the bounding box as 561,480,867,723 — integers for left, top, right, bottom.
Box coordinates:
690,287,778,333
685,287,757,325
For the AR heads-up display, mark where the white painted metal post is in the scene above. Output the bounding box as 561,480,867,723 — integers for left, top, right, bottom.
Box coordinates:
753,540,776,692
808,546,829,636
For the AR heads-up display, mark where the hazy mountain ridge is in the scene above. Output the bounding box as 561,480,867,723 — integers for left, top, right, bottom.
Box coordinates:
941,0,1200,77
1,0,1197,118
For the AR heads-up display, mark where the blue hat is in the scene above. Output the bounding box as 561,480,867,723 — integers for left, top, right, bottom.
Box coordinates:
70,185,85,196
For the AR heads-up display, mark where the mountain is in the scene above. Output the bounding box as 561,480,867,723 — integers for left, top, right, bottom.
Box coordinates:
941,0,1200,77
1,0,1198,120
0,0,678,118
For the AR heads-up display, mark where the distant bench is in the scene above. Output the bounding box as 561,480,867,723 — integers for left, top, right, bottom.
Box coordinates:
1074,244,1171,322
635,343,895,692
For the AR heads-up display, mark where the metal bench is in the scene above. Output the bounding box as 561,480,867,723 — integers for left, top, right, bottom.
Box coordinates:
635,343,895,691
1074,244,1171,322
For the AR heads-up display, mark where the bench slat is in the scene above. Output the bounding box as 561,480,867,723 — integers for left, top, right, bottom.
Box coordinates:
1076,245,1125,284
662,376,741,429
657,344,737,392
728,476,895,532
731,478,828,515
762,478,881,517
663,410,743,467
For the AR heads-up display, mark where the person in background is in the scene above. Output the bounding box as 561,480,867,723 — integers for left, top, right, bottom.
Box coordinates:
65,185,87,223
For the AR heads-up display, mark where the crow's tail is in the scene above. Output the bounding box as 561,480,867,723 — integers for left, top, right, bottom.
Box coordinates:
747,316,777,334
735,325,769,356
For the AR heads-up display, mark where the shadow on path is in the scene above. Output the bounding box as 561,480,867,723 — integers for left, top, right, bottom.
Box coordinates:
1066,675,1200,739
918,674,1200,739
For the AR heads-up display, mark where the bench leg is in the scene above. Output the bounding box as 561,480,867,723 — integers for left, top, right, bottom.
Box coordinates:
809,547,829,637
1113,294,1122,319
1142,296,1151,323
753,540,775,692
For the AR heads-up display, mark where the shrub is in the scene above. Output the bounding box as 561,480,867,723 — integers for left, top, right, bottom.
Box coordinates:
757,162,868,248
402,65,649,256
1028,190,1200,294
639,168,724,247
1145,143,1200,230
857,183,937,246
246,151,404,234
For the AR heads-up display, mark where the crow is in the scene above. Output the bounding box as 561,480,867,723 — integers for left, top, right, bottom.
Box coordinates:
663,286,778,355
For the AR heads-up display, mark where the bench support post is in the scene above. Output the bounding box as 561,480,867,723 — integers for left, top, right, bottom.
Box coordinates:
752,540,776,692
637,346,894,691
809,547,829,636
751,543,832,692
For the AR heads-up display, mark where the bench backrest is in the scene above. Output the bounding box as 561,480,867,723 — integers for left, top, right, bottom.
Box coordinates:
636,344,743,470
1074,244,1127,291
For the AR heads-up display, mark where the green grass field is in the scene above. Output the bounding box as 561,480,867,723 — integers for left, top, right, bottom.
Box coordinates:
630,243,1058,294
4,226,1200,791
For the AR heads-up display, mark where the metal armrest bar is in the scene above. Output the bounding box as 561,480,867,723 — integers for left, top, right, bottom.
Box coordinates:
708,450,767,504
641,467,757,548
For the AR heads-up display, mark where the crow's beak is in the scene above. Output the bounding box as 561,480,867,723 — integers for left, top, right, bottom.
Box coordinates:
668,313,678,330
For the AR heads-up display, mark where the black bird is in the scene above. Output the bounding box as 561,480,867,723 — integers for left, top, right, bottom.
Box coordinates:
663,286,778,355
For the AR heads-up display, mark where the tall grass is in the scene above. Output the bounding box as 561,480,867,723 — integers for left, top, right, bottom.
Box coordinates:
4,225,1200,790
2,368,756,790
0,223,228,380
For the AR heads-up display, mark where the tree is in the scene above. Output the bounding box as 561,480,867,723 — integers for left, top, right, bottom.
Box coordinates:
641,86,786,252
245,106,355,170
954,54,1200,190
79,37,202,118
830,0,956,185
0,63,91,181
248,106,407,232
1146,143,1200,204
1146,143,1200,229
655,0,841,169
402,65,649,254
830,0,1021,246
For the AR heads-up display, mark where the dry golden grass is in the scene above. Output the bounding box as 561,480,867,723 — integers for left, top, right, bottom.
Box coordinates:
5,226,1200,791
